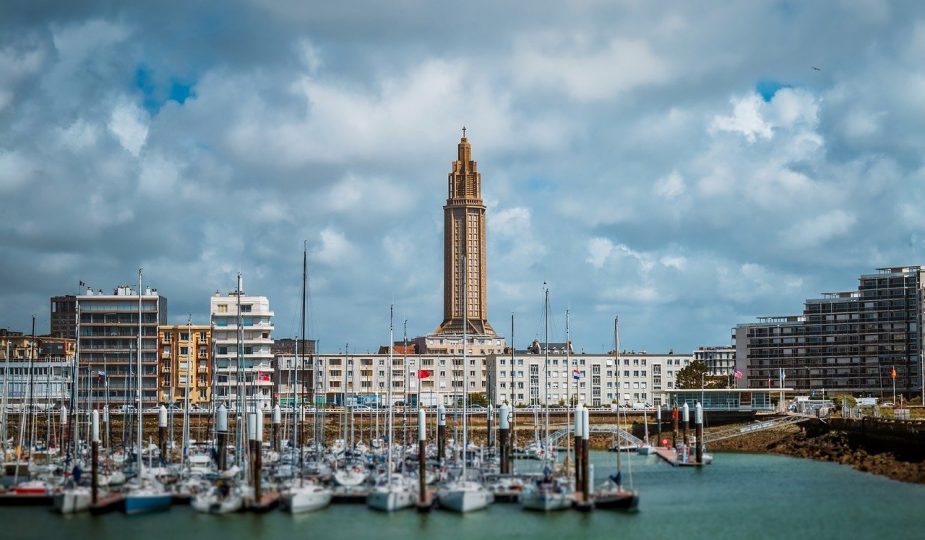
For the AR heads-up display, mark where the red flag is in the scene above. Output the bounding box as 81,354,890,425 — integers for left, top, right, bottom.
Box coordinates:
890,367,897,379
259,373,271,382
418,369,433,378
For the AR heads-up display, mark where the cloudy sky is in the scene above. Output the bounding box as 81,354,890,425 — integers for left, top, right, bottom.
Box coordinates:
2,1,924,353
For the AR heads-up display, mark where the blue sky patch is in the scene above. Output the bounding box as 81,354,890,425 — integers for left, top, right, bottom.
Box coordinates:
755,80,791,102
135,65,195,114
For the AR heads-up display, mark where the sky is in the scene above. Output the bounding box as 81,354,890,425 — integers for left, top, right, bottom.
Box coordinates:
2,1,925,354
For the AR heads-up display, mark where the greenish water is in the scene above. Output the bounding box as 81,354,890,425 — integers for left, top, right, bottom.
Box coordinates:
4,452,923,540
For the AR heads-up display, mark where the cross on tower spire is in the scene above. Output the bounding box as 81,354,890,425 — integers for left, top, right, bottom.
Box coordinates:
462,125,466,138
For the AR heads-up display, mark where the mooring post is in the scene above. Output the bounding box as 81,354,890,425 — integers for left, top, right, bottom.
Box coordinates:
499,404,510,474
682,403,690,447
672,406,679,448
581,408,590,502
418,408,428,508
695,402,704,464
437,404,446,463
216,404,228,471
158,405,168,464
272,404,281,452
91,409,100,505
574,404,584,495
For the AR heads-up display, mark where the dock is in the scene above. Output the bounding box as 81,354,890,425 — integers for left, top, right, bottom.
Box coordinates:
0,493,53,507
331,487,368,504
654,447,706,467
89,493,125,514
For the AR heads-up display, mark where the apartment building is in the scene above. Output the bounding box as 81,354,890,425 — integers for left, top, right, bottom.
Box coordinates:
694,346,736,376
211,285,274,410
488,346,692,408
158,324,212,405
735,266,925,395
76,285,167,406
306,352,491,407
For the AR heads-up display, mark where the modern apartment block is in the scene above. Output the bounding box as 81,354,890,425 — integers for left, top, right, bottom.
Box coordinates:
76,285,168,406
305,352,491,407
694,346,736,376
158,324,212,406
488,345,692,408
50,295,78,338
210,284,274,411
0,333,75,406
734,266,925,395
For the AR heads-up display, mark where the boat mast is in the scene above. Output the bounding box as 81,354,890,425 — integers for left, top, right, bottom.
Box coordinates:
387,305,394,487
1,341,9,455
236,272,244,473
136,269,143,476
543,287,549,464
298,243,307,485
614,316,622,475
461,254,469,479
183,316,192,468
565,308,571,473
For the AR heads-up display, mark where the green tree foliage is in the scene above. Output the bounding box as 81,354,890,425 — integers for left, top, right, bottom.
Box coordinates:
675,360,732,389
469,392,489,407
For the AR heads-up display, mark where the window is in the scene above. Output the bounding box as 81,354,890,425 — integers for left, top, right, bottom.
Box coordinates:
180,332,190,341
241,304,252,313
216,304,228,313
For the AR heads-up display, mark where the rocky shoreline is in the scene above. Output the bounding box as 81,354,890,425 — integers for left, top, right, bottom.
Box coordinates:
707,423,925,484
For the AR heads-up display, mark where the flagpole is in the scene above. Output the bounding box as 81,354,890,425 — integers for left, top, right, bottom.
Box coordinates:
892,365,896,407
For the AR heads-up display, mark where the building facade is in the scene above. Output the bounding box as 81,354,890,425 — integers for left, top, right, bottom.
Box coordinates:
158,324,212,406
50,295,78,338
488,347,692,408
694,346,736,376
0,335,74,407
211,284,275,410
76,285,167,406
734,266,925,395
304,352,491,407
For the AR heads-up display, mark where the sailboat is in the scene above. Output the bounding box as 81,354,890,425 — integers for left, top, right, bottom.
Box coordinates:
593,316,640,511
281,245,333,514
437,255,493,513
123,270,173,514
520,288,572,512
367,306,415,512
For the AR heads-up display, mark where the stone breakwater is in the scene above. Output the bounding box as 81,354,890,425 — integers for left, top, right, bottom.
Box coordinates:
708,423,925,484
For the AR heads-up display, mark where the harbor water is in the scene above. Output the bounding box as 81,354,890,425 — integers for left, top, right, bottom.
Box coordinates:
4,451,923,540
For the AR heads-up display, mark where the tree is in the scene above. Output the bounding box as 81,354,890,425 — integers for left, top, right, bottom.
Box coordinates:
675,360,731,389
469,392,489,407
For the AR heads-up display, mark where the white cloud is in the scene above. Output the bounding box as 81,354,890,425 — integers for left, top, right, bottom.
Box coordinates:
58,119,100,151
784,209,857,248
138,153,181,195
109,101,149,156
315,227,354,265
0,150,33,193
710,93,773,142
513,36,671,102
654,171,685,199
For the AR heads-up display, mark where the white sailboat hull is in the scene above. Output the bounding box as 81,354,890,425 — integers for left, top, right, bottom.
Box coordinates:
53,488,92,514
519,489,572,511
334,468,367,487
437,483,493,513
191,490,244,514
366,486,415,512
281,486,332,513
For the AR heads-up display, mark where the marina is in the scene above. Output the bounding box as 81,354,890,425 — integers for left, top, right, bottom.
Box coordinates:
1,452,923,539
